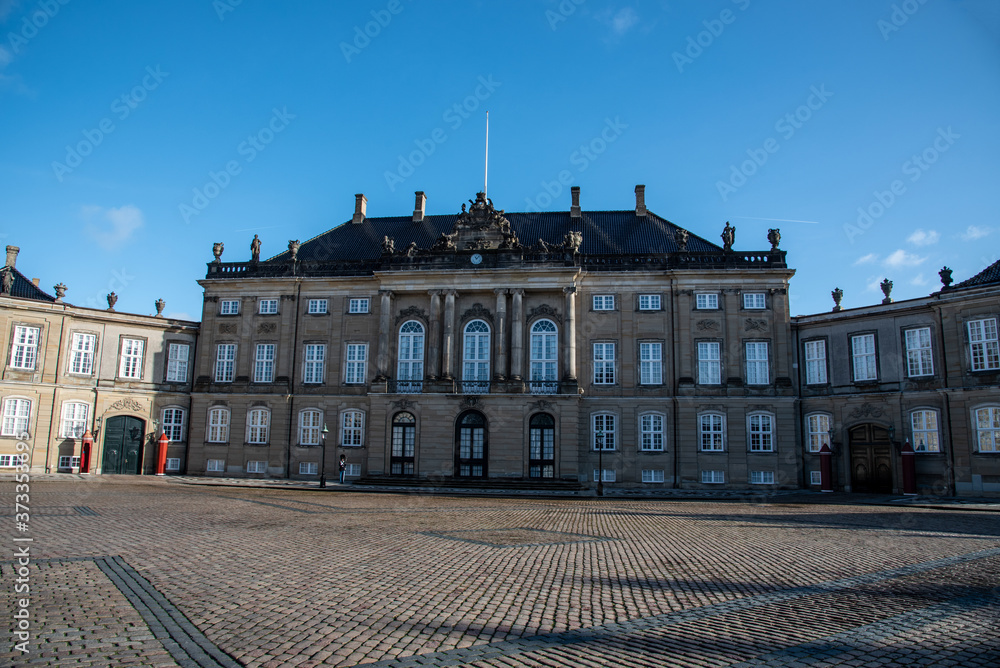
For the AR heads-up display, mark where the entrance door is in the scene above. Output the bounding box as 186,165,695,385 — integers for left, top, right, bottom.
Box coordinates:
529,413,555,478
455,411,487,477
102,416,144,474
849,424,892,493
390,412,416,475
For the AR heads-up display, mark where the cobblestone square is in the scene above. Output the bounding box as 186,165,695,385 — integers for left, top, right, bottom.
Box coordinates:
3,478,999,667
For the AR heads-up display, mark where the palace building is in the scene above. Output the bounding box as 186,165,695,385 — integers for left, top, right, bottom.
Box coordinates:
2,185,998,495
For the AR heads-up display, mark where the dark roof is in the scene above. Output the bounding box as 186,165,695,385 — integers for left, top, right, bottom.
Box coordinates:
267,210,721,263
2,266,56,302
951,258,1000,290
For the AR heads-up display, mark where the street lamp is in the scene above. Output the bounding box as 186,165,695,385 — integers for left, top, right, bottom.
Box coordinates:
319,423,330,488
596,428,604,497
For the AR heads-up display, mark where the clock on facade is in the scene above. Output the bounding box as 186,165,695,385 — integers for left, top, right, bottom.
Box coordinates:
471,253,483,265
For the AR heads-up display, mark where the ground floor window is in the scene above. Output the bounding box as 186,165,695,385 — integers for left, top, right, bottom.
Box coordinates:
299,462,318,475
701,470,725,484
641,469,665,483
58,455,81,469
207,459,225,472
165,458,181,472
529,413,555,478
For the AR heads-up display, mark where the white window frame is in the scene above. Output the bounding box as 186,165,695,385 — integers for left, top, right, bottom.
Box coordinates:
905,327,934,377
745,342,769,385
206,459,225,472
0,455,27,467
529,319,558,393
806,413,831,453
593,469,616,482
246,460,267,474
303,343,326,384
911,410,940,453
975,407,1000,453
852,333,878,382
750,470,775,485
9,325,40,370
810,470,822,485
341,410,364,447
348,298,370,314
165,458,181,472
639,342,663,385
345,343,367,384
701,470,725,484
593,295,615,311
215,344,236,383
299,409,322,446
299,462,319,475
748,413,774,452
1,398,30,436
592,413,616,451
258,299,278,315
166,343,190,382
968,318,1000,372
247,408,270,444
638,294,661,311
696,293,718,310
641,469,665,483
207,408,230,443
60,402,89,439
58,455,81,469
69,332,97,376
254,343,275,383
345,463,361,477
307,298,328,315
162,407,185,442
397,321,425,391
118,338,144,379
698,341,721,385
462,321,490,390
639,413,664,451
699,413,725,452
593,342,616,385
743,293,766,309
219,299,240,315
804,340,828,385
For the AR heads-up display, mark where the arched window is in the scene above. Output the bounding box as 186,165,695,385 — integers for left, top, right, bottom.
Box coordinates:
974,407,1000,453
162,407,186,442
699,413,725,451
530,320,558,394
299,409,322,446
806,414,831,453
391,412,416,475
911,410,940,452
592,413,616,450
455,411,487,477
639,413,664,451
341,410,364,447
529,413,555,478
60,402,89,439
397,321,425,393
747,413,773,452
462,320,490,393
247,408,270,444
207,407,230,443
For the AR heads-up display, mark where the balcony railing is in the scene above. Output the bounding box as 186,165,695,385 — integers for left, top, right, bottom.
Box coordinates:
386,380,423,394
527,380,559,395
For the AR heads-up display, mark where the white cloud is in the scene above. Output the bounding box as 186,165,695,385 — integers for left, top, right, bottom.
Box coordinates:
911,273,929,287
866,276,884,293
884,249,926,269
610,7,638,35
907,229,939,246
854,253,878,266
165,312,193,321
961,225,992,241
83,204,144,249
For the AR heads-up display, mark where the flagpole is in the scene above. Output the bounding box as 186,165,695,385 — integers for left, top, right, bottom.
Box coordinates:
484,111,489,198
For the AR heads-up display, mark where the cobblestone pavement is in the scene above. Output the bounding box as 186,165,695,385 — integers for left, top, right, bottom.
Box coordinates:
2,478,998,667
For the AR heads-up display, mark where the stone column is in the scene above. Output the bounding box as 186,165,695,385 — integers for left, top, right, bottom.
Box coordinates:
442,290,457,379
510,289,524,380
563,286,577,381
427,291,442,379
494,289,508,380
376,290,393,380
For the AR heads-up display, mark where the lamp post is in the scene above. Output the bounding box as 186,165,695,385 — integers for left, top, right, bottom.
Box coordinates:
319,424,330,488
596,428,604,497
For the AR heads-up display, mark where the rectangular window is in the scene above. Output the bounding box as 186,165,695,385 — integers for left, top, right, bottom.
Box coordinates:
640,414,664,451
345,463,361,477
60,402,89,439
206,459,225,472
165,458,181,472
207,408,229,443
220,300,240,315
166,343,190,382
342,411,364,447
641,469,665,483
805,340,828,385
968,318,1000,371
748,414,773,452
162,407,185,442
247,409,270,444
911,410,940,453
807,414,831,453
299,410,322,446
215,344,236,383
810,470,822,485
303,344,326,384
0,455,26,467
593,469,616,482
743,293,766,309
852,334,878,381
254,343,275,383
349,298,370,314
698,342,721,385
299,462,319,475
593,414,616,450
246,460,267,474
258,299,278,314
308,299,328,314
905,327,934,377
345,344,367,384
638,294,661,311
700,414,725,451
746,342,769,385
9,325,40,370
58,455,81,469
2,399,30,436
593,295,614,311
701,470,725,484
70,333,96,375
976,407,1000,453
750,471,775,485
118,338,144,379
639,342,663,385
696,293,718,310
593,342,615,385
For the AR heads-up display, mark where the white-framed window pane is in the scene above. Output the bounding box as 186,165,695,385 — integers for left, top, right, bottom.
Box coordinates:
246,460,267,473
810,470,822,485
593,414,615,450
207,408,229,442
593,342,615,385
805,340,828,385
969,318,1000,371
247,409,270,444
220,300,240,315
640,413,664,451
593,295,614,310
698,342,721,385
9,326,40,370
303,344,326,384
639,342,662,385
162,407,185,442
342,410,364,446
345,463,361,477
702,470,725,484
746,342,769,385
58,455,81,469
349,298,370,314
807,414,831,453
215,344,236,382
905,327,934,377
0,455,27,467
462,321,490,390
254,343,275,383
70,333,96,375
299,462,319,475
593,469,616,482
119,338,144,379
166,343,189,382
165,458,181,471
700,414,724,451
529,320,558,392
696,294,718,309
911,410,939,453
743,293,766,309
976,407,1000,452
60,402,89,439
642,469,665,483
299,409,322,446
207,459,225,472
750,471,775,484
2,398,30,436
748,414,773,452
345,344,367,384
398,321,425,392
638,294,661,310
852,334,877,381
308,298,328,314
258,299,278,314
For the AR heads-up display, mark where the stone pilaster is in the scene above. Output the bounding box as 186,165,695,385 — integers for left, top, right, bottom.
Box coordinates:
510,289,524,380
494,289,508,380
427,291,442,379
442,290,457,380
376,290,393,381
563,286,577,381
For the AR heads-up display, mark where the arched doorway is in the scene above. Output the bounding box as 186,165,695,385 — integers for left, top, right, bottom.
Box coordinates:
848,424,892,493
529,413,555,478
455,411,487,478
102,415,144,474
390,412,416,475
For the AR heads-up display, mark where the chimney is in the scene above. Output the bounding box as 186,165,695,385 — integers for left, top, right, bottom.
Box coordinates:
412,191,427,223
31,278,39,286
352,193,367,224
570,187,581,218
634,185,647,217
5,245,19,269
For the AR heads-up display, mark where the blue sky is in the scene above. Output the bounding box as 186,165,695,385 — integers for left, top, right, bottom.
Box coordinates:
1,0,997,320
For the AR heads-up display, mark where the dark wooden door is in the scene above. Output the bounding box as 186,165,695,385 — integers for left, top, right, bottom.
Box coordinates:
455,411,487,478
102,416,144,474
849,424,892,493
